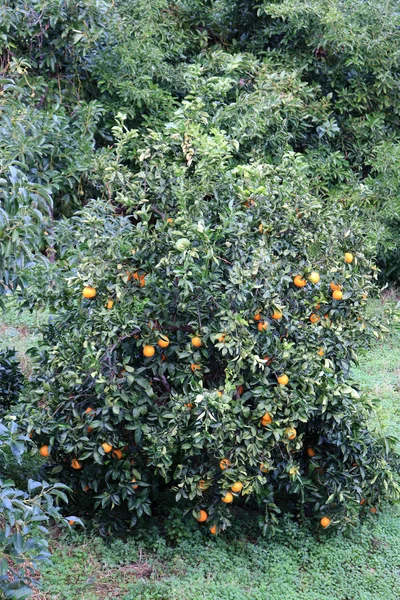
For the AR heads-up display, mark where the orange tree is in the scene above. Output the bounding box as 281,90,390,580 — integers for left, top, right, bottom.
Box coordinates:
24,100,400,535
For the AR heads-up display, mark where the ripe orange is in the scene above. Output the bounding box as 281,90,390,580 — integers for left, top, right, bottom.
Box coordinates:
106,300,114,309
308,272,320,284
285,427,297,440
190,363,201,372
222,492,233,504
191,336,202,348
257,321,268,332
101,442,113,454
166,218,173,224
197,480,208,491
271,309,282,320
39,445,50,457
307,447,316,457
143,345,155,358
231,482,243,493
84,485,90,492
293,275,307,288
85,407,94,414
236,385,244,396
277,374,289,386
133,272,146,287
320,516,331,528
210,524,217,535
253,311,262,321
185,403,193,409
219,458,230,470
217,391,223,397
112,449,123,460
344,252,354,263
261,412,273,425
260,463,269,473
131,478,139,490
330,281,341,291
309,314,320,324
318,348,324,357
68,519,75,526
157,336,170,348
82,286,96,299
87,427,93,433
217,333,226,342
370,507,377,514
332,290,343,301
196,509,208,522
71,458,82,470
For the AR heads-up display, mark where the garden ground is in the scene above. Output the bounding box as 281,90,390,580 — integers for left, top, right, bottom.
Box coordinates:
2,295,400,600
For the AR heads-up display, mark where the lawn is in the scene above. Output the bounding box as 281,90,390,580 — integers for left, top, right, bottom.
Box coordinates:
2,295,400,600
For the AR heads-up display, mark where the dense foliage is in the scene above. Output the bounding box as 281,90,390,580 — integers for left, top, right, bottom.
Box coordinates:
0,0,399,546
0,349,23,414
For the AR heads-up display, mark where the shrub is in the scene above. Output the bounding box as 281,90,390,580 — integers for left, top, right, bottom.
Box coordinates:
0,349,23,414
0,419,74,599
23,103,400,534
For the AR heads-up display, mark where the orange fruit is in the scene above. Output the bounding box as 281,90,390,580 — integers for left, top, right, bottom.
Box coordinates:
131,478,139,490
219,458,230,470
222,492,233,504
191,336,202,348
196,510,208,523
68,519,75,526
320,516,331,528
217,391,223,397
315,303,321,310
285,427,297,440
82,286,96,299
197,479,208,491
236,385,244,396
253,311,262,321
231,482,243,493
166,218,173,224
85,407,94,414
277,374,289,386
344,252,354,263
330,281,341,291
293,275,307,288
210,524,217,535
257,321,268,332
309,314,320,324
143,345,155,358
370,507,377,514
260,463,269,473
307,447,316,457
71,458,82,470
261,412,273,425
84,485,90,492
157,336,170,348
87,427,93,433
360,498,366,506
133,272,146,287
271,309,282,320
39,445,50,457
332,290,343,301
101,442,113,454
190,363,201,372
317,348,324,357
106,300,114,309
112,449,123,460
185,403,193,409
308,272,320,284
217,334,226,342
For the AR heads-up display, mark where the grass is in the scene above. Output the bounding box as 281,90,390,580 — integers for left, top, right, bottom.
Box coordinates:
3,295,400,600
